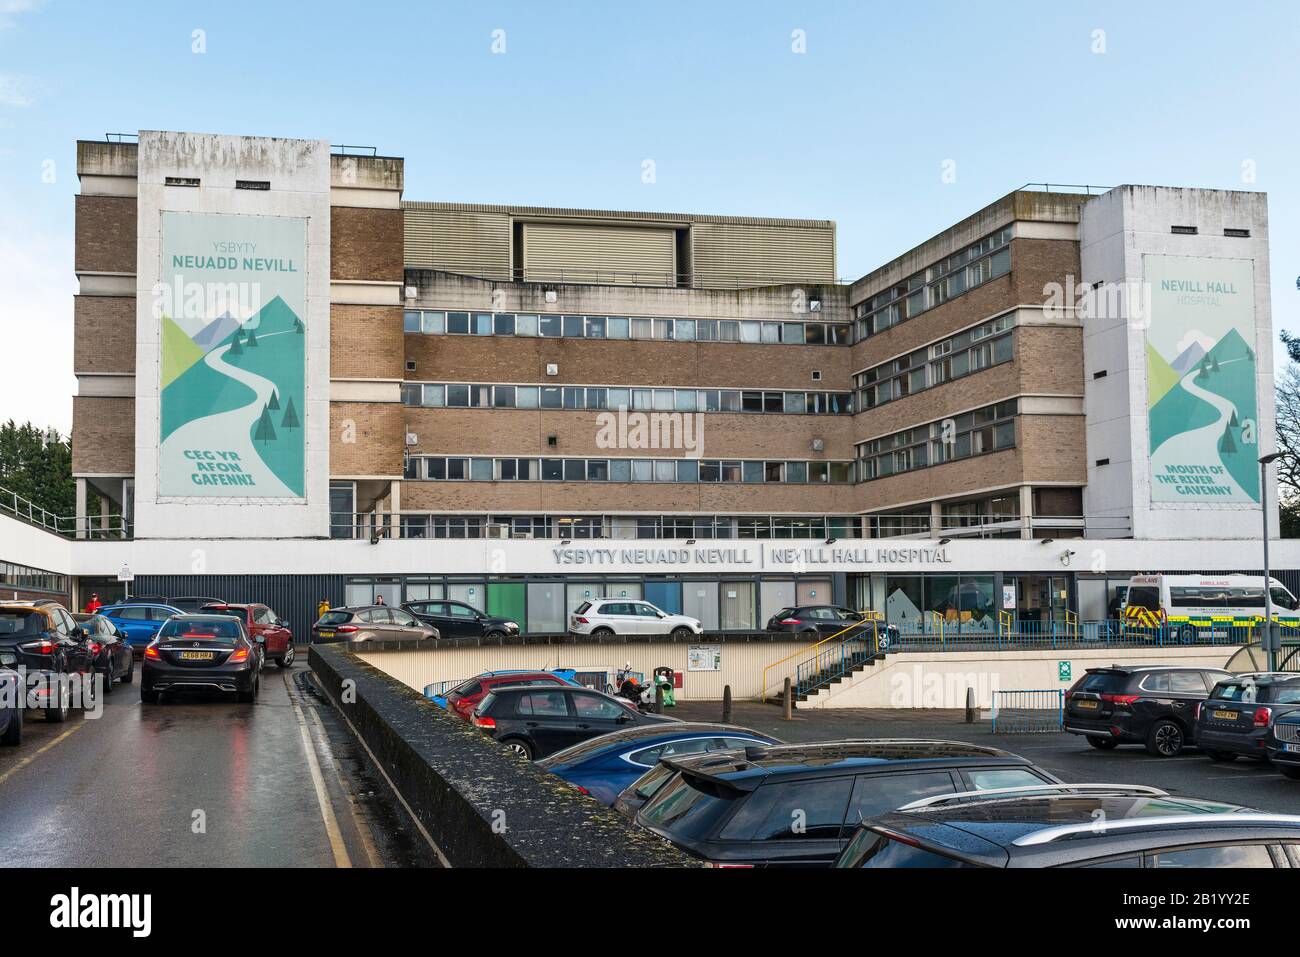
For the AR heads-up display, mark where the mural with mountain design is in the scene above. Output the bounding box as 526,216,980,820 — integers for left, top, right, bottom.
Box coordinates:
1144,255,1258,505
157,212,307,499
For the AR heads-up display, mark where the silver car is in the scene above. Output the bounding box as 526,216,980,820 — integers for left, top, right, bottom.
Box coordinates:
569,599,703,639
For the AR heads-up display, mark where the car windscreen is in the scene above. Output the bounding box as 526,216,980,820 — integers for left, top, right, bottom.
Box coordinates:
0,611,43,637
1125,586,1160,611
836,829,974,868
631,763,680,801
158,618,242,642
574,602,592,615
1076,672,1130,694
772,608,796,620
318,611,352,625
638,772,742,841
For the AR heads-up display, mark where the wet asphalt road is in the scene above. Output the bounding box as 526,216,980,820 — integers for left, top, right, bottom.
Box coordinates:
671,700,1300,813
0,661,407,867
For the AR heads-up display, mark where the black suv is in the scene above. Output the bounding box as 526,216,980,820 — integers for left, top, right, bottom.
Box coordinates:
401,599,520,641
1265,712,1300,779
471,684,674,759
837,787,1300,867
1196,673,1300,763
1064,665,1231,756
633,740,1061,867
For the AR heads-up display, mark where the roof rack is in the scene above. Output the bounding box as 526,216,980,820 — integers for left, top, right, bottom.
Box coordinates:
1014,812,1300,847
900,783,1168,811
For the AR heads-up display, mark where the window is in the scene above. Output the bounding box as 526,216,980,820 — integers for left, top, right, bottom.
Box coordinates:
629,737,717,767
721,779,854,841
446,311,469,335
848,771,958,821
572,693,628,719
1149,844,1276,868
514,692,570,717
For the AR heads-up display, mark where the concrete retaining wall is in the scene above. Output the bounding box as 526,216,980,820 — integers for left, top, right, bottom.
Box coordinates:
308,643,694,868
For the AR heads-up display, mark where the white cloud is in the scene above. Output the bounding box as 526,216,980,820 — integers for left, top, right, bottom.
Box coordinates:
0,1,40,30
0,74,36,108
1174,329,1215,358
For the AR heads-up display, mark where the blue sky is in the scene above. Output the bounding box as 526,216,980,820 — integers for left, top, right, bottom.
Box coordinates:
2,0,1298,433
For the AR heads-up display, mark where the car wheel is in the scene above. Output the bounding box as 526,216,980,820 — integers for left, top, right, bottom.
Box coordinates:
1280,765,1300,780
1,706,22,746
1205,749,1239,763
100,666,114,695
1145,719,1186,757
277,643,295,668
671,626,693,641
1086,736,1119,750
45,676,70,723
591,627,615,638
502,738,533,760
140,687,159,705
484,630,506,643
1177,626,1195,645
237,680,255,703
121,658,134,684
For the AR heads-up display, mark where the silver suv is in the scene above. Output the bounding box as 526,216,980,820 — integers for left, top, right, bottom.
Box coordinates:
569,599,703,639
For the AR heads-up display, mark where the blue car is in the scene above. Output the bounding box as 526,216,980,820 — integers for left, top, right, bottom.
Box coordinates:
537,722,781,805
97,603,186,655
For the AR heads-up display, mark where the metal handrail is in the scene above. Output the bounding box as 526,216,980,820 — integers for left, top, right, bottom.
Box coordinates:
0,485,129,539
759,612,880,701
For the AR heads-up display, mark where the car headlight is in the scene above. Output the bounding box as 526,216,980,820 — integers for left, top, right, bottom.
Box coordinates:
505,621,520,631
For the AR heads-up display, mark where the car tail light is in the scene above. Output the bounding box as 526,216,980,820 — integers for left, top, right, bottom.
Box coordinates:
471,714,496,729
334,625,358,634
144,645,160,660
88,642,101,656
20,640,56,655
780,618,800,625
574,617,589,624
1100,694,1139,707
574,785,590,796
229,646,250,663
1255,707,1273,728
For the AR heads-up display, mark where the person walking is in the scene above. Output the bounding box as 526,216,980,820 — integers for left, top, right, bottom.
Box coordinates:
317,598,330,620
84,592,102,614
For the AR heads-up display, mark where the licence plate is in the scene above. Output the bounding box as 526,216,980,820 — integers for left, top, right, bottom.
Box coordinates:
1077,700,1100,710
0,652,15,665
318,630,334,638
179,651,214,661
1286,743,1300,754
1213,710,1239,720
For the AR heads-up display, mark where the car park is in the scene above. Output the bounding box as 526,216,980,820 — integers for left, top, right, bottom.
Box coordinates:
431,669,580,721
538,723,782,804
0,664,21,745
1064,664,1231,756
140,614,263,704
72,612,134,692
1265,712,1300,779
402,599,520,640
470,684,675,759
634,740,1062,867
97,601,185,655
1195,673,1300,763
836,786,1300,867
568,599,702,639
312,605,439,643
0,600,97,722
201,602,296,668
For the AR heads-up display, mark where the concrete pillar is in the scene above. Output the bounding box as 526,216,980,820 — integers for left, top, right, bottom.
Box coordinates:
929,501,943,538
75,478,88,540
390,481,401,539
1020,485,1034,540
100,494,110,534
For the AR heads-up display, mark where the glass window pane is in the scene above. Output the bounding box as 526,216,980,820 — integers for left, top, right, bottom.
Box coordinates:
539,314,562,337
608,316,629,339
423,311,445,334
675,319,696,341
494,313,515,336
447,311,469,334
516,314,538,337
516,386,539,408
609,459,631,482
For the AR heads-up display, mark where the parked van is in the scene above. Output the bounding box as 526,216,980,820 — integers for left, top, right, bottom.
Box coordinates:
1123,574,1300,641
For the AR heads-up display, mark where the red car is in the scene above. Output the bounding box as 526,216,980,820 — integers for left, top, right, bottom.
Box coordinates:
438,671,579,722
200,603,295,668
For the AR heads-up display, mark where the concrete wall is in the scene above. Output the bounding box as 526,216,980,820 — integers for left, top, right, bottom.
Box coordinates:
0,514,73,576
1080,185,1274,539
803,644,1243,709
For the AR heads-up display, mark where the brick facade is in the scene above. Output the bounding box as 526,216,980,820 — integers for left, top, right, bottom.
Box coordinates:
331,304,404,380
331,206,403,282
74,195,136,274
71,396,134,475
73,295,136,375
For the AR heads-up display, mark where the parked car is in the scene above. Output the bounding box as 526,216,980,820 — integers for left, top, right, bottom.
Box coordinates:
312,605,439,643
0,600,97,722
71,612,134,692
97,602,186,655
613,761,683,820
539,723,781,805
0,664,21,745
634,740,1062,867
1265,711,1300,779
430,670,580,722
1195,673,1300,763
140,614,263,704
569,599,702,639
164,596,226,613
837,787,1300,867
403,599,520,640
765,605,897,645
201,603,296,668
470,684,675,759
1064,664,1231,756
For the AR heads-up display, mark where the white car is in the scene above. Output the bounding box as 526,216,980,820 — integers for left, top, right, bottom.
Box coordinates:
569,599,703,639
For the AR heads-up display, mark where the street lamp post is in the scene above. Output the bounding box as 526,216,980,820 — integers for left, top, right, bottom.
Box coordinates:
1260,452,1283,671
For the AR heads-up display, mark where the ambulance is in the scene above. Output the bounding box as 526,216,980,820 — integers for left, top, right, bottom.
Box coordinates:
1122,574,1300,641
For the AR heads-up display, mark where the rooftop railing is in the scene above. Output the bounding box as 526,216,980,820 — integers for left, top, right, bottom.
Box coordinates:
0,486,130,540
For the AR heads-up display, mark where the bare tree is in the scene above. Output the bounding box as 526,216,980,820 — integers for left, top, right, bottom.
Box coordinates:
1276,362,1300,536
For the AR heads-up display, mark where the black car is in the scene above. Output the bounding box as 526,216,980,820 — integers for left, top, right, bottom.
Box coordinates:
72,613,134,693
140,614,263,704
837,788,1300,867
0,600,97,721
402,599,520,641
1195,673,1300,763
1265,712,1300,779
634,740,1062,867
470,684,675,760
1064,665,1231,756
766,606,870,638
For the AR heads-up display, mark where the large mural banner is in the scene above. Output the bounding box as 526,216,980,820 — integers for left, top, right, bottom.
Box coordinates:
1144,254,1258,505
157,212,307,498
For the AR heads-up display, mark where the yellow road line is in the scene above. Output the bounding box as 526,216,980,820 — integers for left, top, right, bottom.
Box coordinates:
0,720,86,787
283,670,352,869
303,694,383,868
